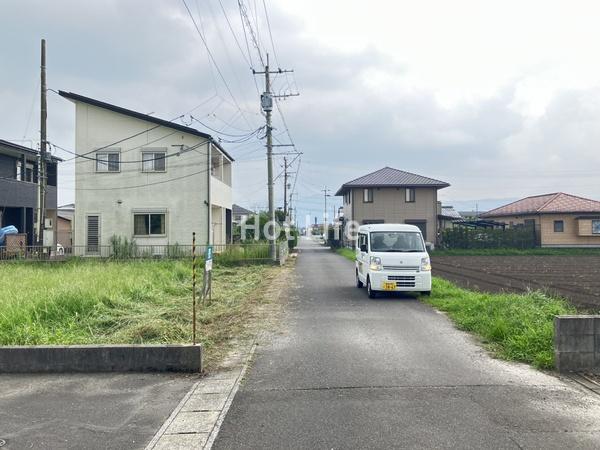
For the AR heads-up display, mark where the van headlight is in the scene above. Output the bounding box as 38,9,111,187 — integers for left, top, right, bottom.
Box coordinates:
420,257,431,272
369,256,382,271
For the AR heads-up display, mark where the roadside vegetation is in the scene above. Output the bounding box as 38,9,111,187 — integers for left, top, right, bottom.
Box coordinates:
432,247,600,256
336,247,355,261
424,278,575,369
0,259,283,366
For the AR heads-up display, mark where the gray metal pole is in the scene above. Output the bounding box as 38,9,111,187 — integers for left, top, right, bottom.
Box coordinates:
38,38,47,247
207,141,212,245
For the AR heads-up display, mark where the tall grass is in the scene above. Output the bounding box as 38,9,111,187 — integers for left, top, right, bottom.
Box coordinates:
0,259,276,359
425,278,576,369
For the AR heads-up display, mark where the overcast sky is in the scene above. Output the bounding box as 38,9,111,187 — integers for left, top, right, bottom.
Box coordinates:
2,0,600,220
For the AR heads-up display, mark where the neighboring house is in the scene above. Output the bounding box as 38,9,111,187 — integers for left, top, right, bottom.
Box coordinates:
438,205,463,230
57,203,74,248
59,91,233,253
0,139,60,246
232,204,253,225
480,192,600,247
336,167,450,244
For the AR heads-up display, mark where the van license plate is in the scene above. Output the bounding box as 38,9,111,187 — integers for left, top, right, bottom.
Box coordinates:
383,281,396,291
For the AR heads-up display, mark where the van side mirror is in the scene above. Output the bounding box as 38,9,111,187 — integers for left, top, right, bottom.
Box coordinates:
360,244,368,252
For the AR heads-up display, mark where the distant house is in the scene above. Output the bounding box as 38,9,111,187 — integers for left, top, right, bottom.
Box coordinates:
0,139,61,245
480,192,600,247
232,204,254,225
57,203,74,248
336,167,450,244
438,205,463,230
60,91,233,253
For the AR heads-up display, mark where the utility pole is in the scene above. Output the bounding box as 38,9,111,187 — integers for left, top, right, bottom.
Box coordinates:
282,157,295,221
37,38,47,248
253,53,295,260
283,156,288,219
322,187,331,225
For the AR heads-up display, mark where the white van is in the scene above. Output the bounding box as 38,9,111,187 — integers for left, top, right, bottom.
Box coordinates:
355,224,432,298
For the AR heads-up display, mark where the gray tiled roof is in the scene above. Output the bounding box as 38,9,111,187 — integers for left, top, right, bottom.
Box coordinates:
335,167,449,195
232,204,254,216
440,206,463,220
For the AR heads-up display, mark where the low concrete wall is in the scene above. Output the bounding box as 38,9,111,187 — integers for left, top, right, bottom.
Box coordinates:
554,316,600,373
0,344,202,373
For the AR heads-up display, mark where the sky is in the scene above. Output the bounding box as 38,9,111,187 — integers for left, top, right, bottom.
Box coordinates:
2,0,600,221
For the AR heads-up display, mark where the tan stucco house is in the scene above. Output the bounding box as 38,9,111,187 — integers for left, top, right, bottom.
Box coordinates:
480,192,600,247
336,167,450,244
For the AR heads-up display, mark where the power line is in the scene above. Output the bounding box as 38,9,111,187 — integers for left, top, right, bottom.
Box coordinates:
49,141,205,164
238,0,265,66
190,115,265,139
217,0,252,69
181,0,255,129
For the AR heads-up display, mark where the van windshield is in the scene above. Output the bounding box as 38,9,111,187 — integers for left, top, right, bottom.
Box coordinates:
370,231,425,252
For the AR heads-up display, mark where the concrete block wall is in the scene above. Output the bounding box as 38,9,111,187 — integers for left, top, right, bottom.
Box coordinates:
554,315,600,373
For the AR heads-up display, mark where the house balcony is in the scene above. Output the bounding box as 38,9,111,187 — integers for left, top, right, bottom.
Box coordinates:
0,178,57,209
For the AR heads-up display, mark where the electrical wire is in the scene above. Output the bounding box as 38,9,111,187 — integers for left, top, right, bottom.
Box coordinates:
217,0,252,69
181,0,256,130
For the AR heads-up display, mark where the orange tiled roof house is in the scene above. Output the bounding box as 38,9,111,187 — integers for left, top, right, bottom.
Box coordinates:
480,193,600,248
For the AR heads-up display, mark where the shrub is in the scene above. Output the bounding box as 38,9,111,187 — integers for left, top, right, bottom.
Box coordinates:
109,235,138,259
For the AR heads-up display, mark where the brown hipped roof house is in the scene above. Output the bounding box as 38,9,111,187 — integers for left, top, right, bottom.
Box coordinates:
481,192,600,247
336,167,450,244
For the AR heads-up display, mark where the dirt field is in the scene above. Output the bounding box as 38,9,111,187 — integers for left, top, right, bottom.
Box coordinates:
432,255,600,309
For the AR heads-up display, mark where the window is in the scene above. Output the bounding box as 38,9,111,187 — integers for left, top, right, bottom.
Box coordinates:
25,163,35,182
134,213,166,236
370,231,425,253
405,188,415,203
96,151,120,172
363,188,373,203
86,215,100,254
358,233,368,251
142,151,166,172
554,220,564,232
593,220,600,234
405,220,427,240
344,191,351,204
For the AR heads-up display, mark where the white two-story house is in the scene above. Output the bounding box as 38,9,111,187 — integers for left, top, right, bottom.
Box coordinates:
60,91,233,253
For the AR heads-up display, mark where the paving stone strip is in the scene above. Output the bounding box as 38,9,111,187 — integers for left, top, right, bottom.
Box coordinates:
145,343,257,450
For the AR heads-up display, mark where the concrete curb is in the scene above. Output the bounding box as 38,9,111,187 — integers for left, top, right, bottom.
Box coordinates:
144,341,258,450
0,344,202,373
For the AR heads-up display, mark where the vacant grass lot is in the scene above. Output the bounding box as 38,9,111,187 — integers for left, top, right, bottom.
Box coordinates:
424,278,575,369
0,260,281,365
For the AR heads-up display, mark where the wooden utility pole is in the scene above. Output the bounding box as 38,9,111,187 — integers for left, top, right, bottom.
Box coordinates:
37,38,47,247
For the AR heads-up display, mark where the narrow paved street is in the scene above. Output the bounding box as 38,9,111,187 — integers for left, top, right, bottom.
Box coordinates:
213,237,600,449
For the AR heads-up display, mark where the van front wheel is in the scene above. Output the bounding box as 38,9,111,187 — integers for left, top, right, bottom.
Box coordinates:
356,271,364,288
367,277,377,298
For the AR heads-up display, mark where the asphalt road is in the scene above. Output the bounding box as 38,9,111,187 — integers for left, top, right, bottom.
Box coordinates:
0,372,196,449
213,237,600,449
